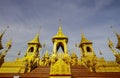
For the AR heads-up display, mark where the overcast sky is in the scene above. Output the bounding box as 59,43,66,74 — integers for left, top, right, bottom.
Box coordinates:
0,0,120,61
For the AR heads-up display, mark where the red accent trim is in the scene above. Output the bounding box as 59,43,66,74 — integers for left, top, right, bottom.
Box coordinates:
49,74,71,76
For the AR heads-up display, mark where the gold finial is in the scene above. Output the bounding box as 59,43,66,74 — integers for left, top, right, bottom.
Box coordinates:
56,19,64,36
58,19,62,32
58,26,62,33
108,38,114,48
81,33,85,39
81,32,87,42
80,27,83,34
0,26,9,37
80,27,86,40
0,26,9,50
6,38,12,49
38,26,41,36
59,19,62,27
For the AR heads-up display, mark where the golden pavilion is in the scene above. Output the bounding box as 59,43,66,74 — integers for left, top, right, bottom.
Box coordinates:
0,21,120,78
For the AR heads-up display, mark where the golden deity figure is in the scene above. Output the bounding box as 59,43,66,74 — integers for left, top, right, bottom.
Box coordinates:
41,50,50,66
70,52,78,66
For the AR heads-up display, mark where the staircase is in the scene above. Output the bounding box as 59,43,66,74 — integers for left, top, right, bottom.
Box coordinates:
29,66,50,77
71,65,120,78
71,65,91,77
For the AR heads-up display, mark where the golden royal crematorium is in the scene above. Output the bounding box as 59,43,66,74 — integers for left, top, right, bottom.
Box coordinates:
0,22,120,78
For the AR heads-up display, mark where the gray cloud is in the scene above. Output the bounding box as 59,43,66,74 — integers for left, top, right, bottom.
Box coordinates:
0,0,120,61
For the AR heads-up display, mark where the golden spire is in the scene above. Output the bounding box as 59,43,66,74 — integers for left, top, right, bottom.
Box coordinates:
79,32,92,47
28,33,40,44
52,20,68,42
81,33,92,43
59,19,62,28
56,19,67,37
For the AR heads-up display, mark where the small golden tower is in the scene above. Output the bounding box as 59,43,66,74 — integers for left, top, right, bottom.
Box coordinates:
50,21,71,77
52,21,68,54
25,33,42,57
71,52,78,65
25,33,42,72
79,33,95,57
79,33,97,72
